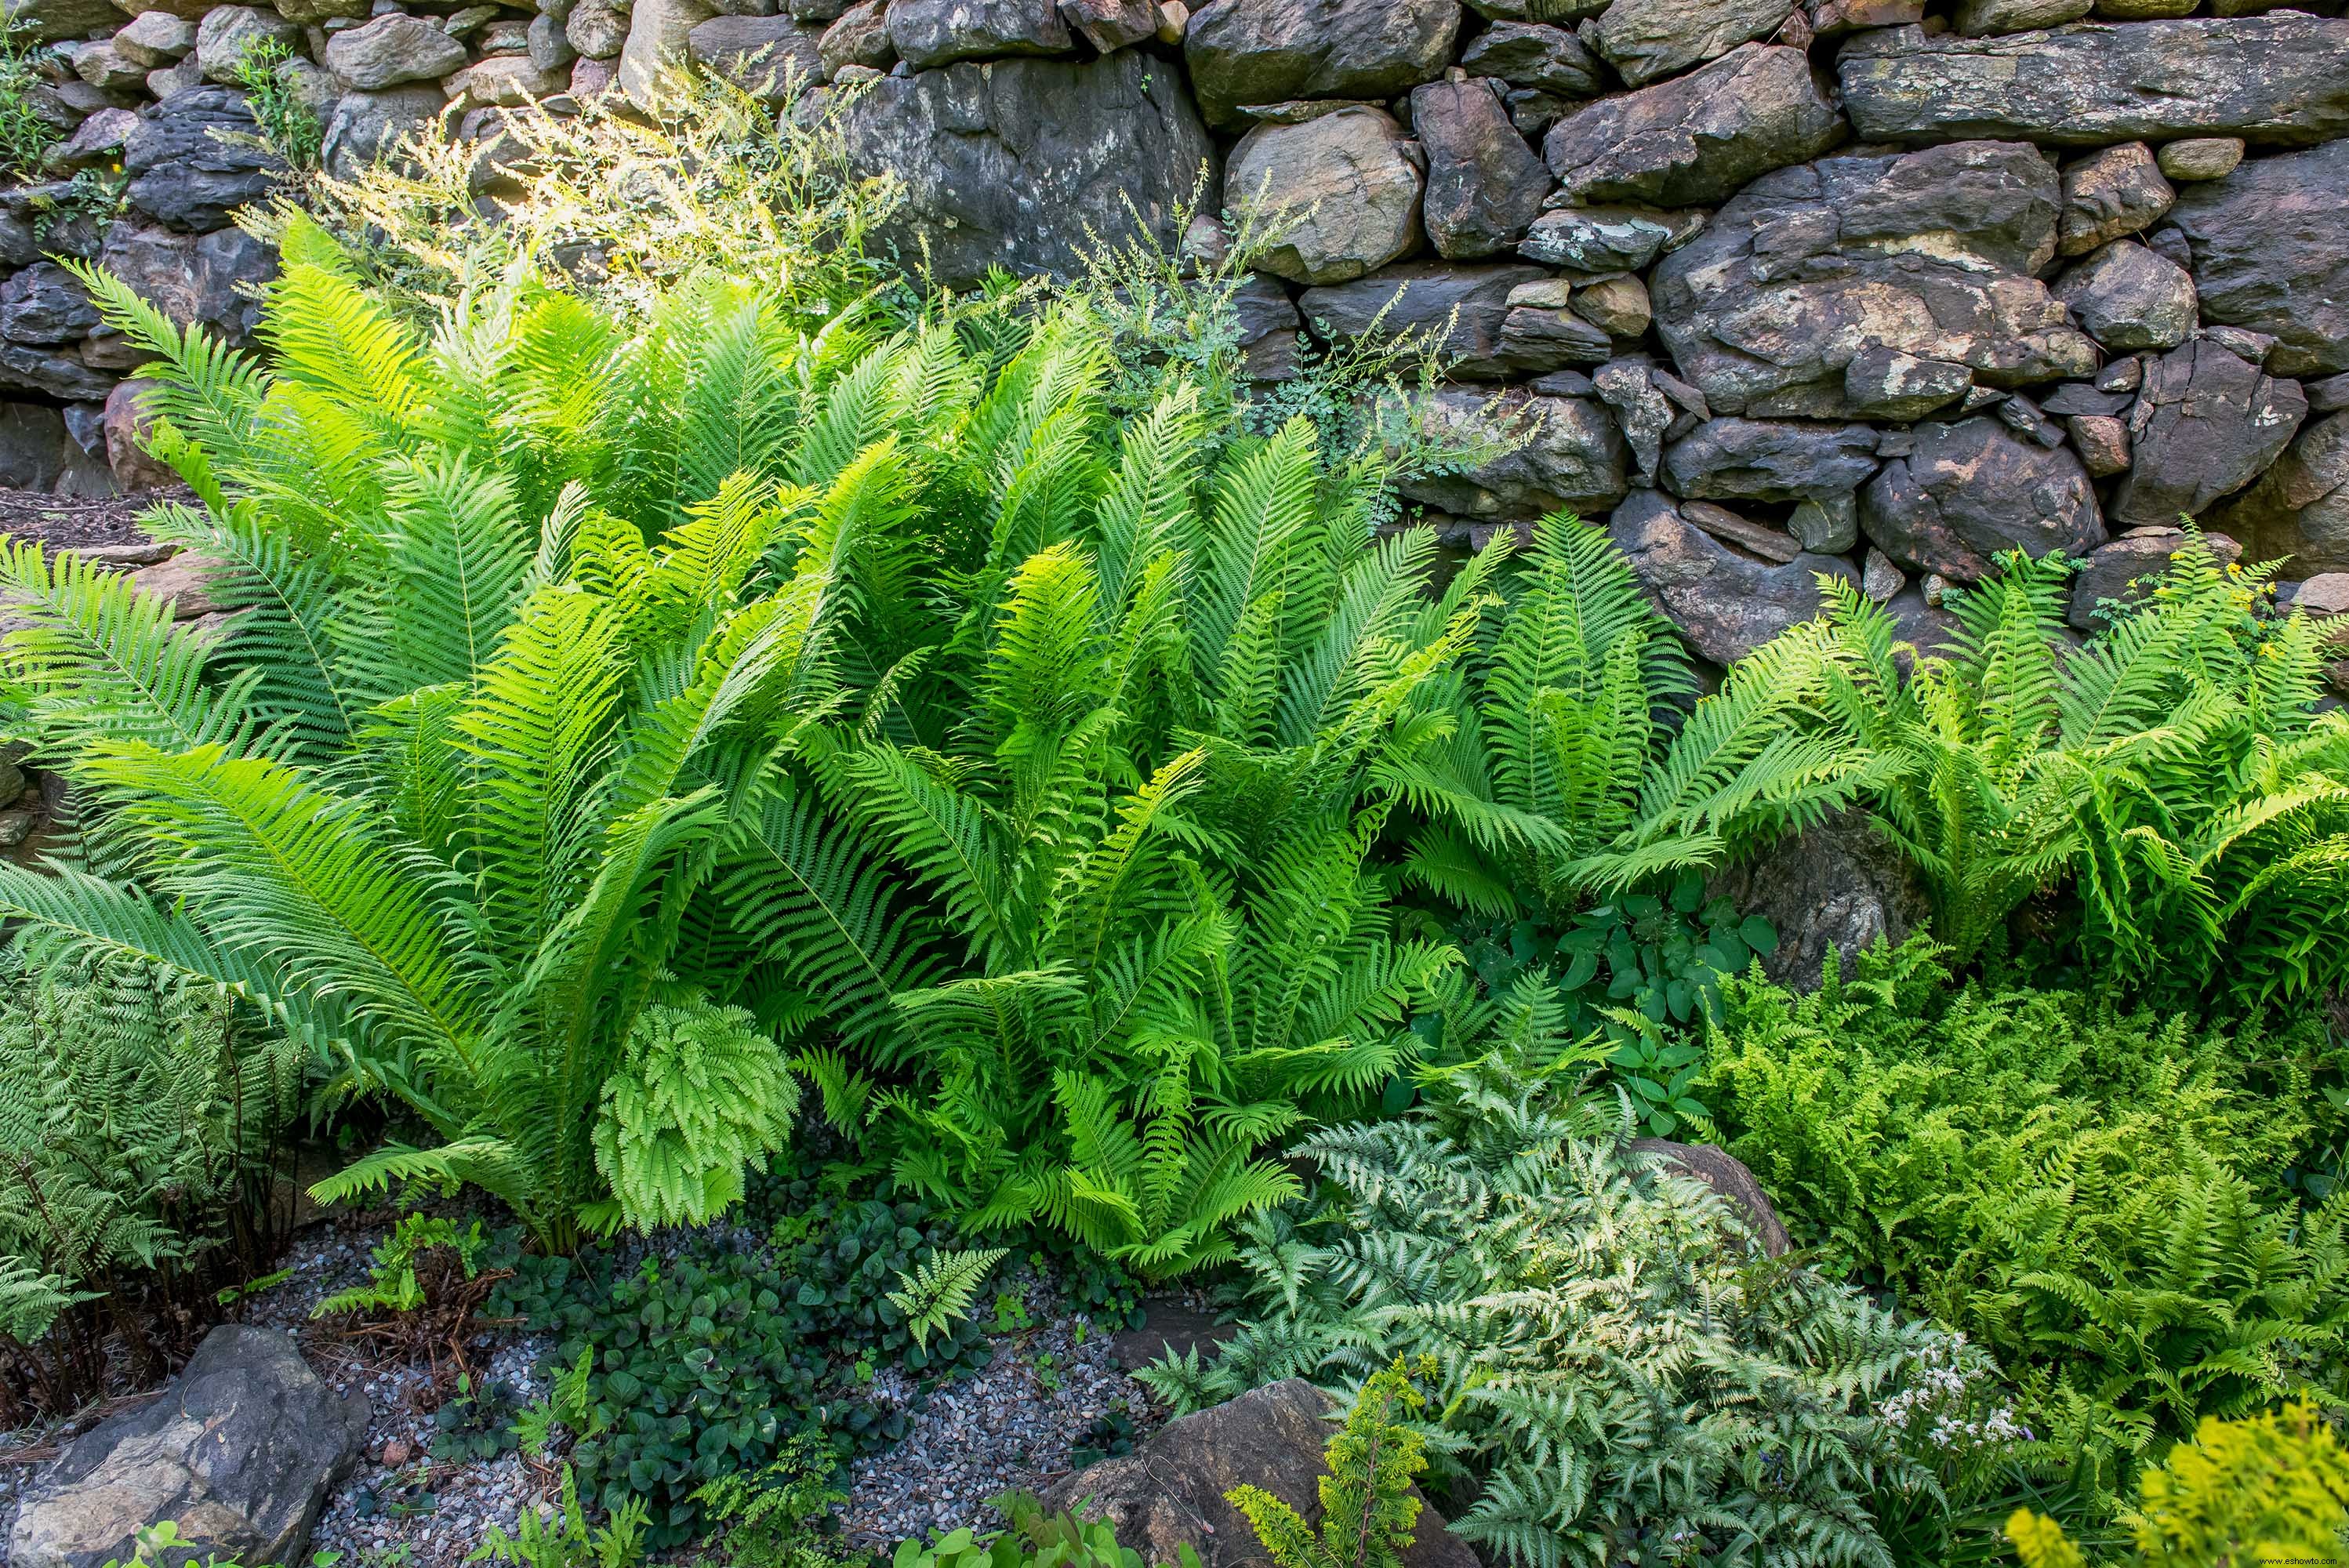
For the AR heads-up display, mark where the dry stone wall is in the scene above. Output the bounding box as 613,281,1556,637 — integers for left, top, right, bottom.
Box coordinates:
4,0,2349,662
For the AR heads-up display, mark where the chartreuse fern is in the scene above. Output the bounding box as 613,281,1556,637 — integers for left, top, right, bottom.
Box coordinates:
2009,1402,2349,1568
1143,981,1991,1568
1820,534,2349,1003
1228,1357,1434,1568
1704,937,2349,1461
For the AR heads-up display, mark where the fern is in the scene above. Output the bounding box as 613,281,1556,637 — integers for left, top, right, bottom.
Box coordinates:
885,1246,1007,1351
1228,1356,1434,1568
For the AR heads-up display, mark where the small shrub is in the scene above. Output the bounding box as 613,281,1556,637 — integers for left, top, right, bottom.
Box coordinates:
471,1464,648,1568
1227,1357,1432,1568
691,1431,861,1568
231,38,321,171
893,1495,1190,1568
0,20,59,182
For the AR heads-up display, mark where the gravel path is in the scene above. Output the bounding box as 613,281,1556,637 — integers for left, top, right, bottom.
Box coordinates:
3,1214,1174,1567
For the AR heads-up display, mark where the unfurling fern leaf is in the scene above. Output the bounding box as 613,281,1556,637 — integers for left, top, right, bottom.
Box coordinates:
886,1247,1007,1350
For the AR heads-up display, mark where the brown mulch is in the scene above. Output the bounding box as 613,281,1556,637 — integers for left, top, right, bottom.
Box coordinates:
0,486,186,551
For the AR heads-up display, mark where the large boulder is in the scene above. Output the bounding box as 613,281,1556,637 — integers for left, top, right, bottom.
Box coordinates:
324,13,467,89
1411,78,1549,261
96,222,276,344
191,4,299,83
2056,142,2173,256
1650,140,2095,418
1659,417,1879,506
1861,415,2104,579
2210,411,2349,576
688,13,823,98
1400,388,1628,522
122,87,285,233
619,0,716,104
7,1327,368,1568
1542,44,1845,209
1837,17,2349,148
884,0,1071,69
1702,808,1930,991
321,85,448,176
1228,107,1422,287
2111,339,2307,528
1610,488,1857,665
1299,262,1547,382
2051,239,2197,352
1184,0,1459,130
1586,0,1793,88
2162,140,2349,378
1459,21,1604,99
2068,525,2242,630
840,53,1215,291
0,263,98,345
1041,1380,1478,1568
1630,1141,1792,1255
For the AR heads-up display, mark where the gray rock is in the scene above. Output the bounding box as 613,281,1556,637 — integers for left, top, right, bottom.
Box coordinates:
1844,346,1972,422
1228,106,1421,287
1861,415,2104,579
528,13,578,72
0,262,98,345
819,0,891,74
0,402,88,494
447,54,567,107
619,0,715,103
1543,44,1845,209
103,378,180,491
1631,1140,1792,1254
1610,488,1857,665
1813,0,1926,32
2307,375,2349,416
1952,0,2090,34
1412,79,1548,261
1651,140,2095,418
2069,414,2132,477
1465,0,1610,19
1496,300,1615,372
321,83,447,176
8,1327,368,1568
1589,0,1793,88
2053,239,2197,352
274,0,368,21
567,0,628,56
2163,140,2349,379
1042,1381,1478,1568
2157,136,2244,182
1517,205,1695,275
324,13,467,89
885,0,1071,68
1703,810,1930,991
0,0,118,44
1060,0,1156,53
1400,387,1628,521
44,107,139,172
1459,21,1603,98
1299,262,1545,382
688,13,822,97
1570,273,1650,339
0,343,114,402
113,11,198,67
1661,416,1878,505
1184,0,1459,130
1791,491,1861,554
2113,339,2307,526
194,5,301,83
74,40,151,93
841,53,1215,292
2057,142,2173,256
1593,355,1677,483
2041,381,2133,418
123,87,284,233
2068,525,2242,629
1838,17,2349,149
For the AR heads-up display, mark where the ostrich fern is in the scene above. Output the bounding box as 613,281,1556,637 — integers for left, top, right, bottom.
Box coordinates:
1819,536,2349,1002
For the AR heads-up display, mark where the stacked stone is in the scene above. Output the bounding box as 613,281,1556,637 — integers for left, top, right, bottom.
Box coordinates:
2,0,2347,673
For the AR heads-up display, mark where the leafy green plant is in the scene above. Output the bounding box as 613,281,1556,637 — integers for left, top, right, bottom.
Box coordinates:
101,1519,344,1568
1227,1357,1432,1568
231,38,321,171
0,19,58,182
434,1371,525,1463
314,1215,488,1317
691,1431,862,1568
1143,979,1986,1568
470,1465,648,1568
2008,1402,2349,1568
1820,535,2349,1004
891,1496,1192,1568
759,1187,997,1377
0,944,301,1419
1704,936,2349,1458
888,1247,1007,1351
